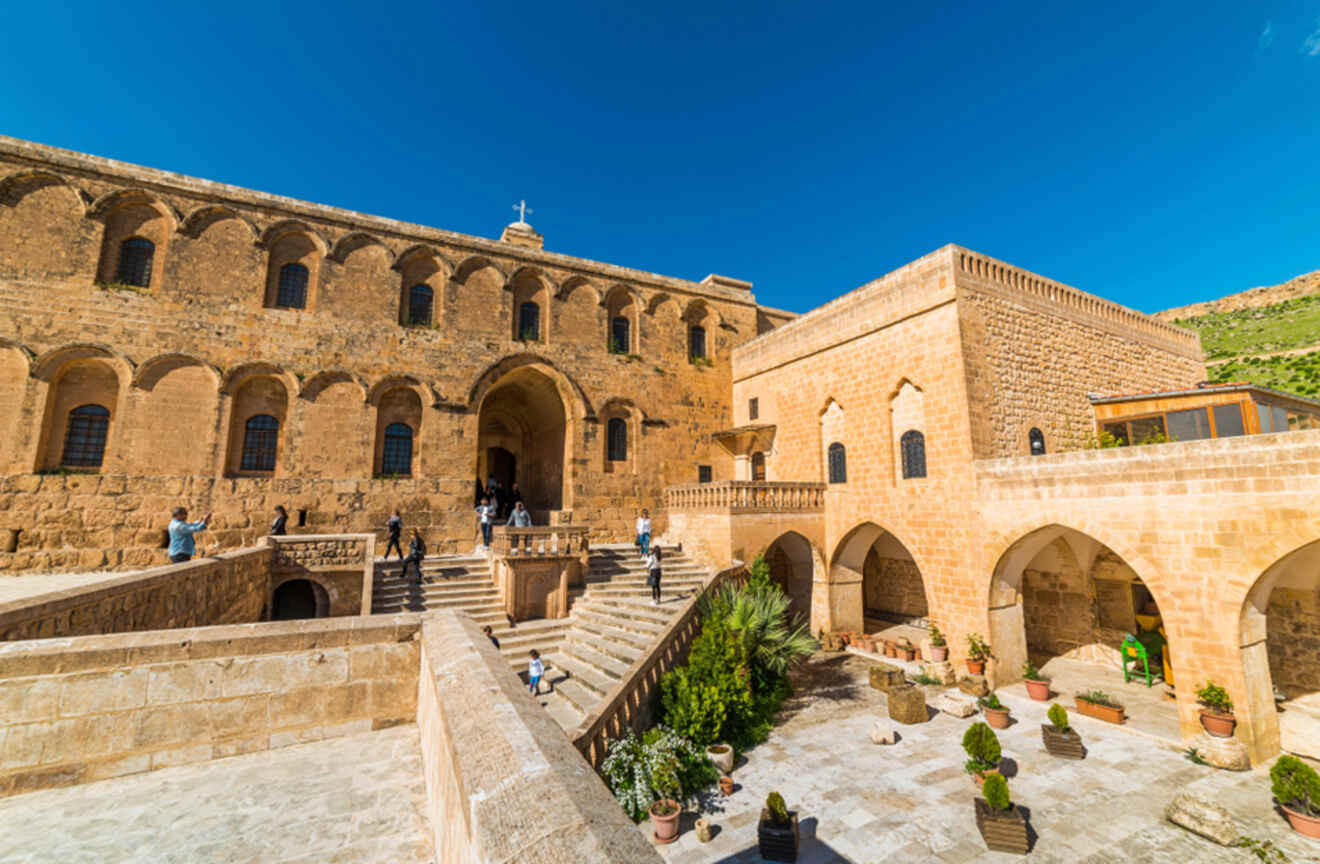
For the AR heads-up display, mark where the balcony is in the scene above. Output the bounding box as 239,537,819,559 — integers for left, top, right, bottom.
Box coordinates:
665,481,826,514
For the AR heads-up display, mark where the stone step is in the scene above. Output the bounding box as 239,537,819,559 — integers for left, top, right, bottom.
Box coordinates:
548,653,618,700
541,668,602,716
560,640,633,680
374,575,494,590
571,608,668,638
537,691,586,731
577,597,678,625
371,586,499,603
571,618,657,655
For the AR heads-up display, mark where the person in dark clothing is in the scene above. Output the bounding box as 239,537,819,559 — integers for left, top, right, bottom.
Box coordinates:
271,506,288,536
482,625,500,649
385,510,403,560
474,477,486,508
508,482,523,511
405,528,426,583
646,546,663,604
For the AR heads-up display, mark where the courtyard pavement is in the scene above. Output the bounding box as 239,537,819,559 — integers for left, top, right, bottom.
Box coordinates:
645,652,1320,863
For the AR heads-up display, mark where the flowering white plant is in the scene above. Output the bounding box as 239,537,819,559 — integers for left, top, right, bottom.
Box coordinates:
599,726,704,821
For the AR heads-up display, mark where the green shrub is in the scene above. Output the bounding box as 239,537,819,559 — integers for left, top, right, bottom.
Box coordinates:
1022,661,1042,681
966,632,992,660
978,692,1005,711
1271,755,1320,817
599,726,709,822
982,772,1011,811
765,791,789,826
1047,703,1069,732
962,721,1001,775
928,624,946,647
1195,681,1234,715
1077,689,1122,709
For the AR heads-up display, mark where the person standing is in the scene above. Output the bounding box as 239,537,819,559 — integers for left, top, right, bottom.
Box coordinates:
646,545,663,605
167,507,211,564
475,497,496,549
384,510,403,560
506,501,532,527
508,482,524,513
271,505,288,536
527,649,544,695
405,528,427,583
635,509,652,558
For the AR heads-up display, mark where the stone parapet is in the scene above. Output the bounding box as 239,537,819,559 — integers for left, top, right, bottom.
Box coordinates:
665,481,826,513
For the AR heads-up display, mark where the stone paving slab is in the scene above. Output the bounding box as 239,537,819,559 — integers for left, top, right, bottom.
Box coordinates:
646,654,1320,863
0,726,434,864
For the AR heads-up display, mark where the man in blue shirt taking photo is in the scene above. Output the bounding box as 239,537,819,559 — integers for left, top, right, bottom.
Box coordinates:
168,506,212,563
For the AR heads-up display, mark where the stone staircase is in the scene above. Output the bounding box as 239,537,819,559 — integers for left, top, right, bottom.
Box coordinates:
370,543,711,731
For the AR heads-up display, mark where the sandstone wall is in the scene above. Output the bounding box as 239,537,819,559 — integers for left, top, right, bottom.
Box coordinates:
271,534,374,616
862,553,928,622
0,614,420,797
1267,586,1320,696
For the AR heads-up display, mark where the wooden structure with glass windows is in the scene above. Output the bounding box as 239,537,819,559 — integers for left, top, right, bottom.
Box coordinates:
1090,383,1320,446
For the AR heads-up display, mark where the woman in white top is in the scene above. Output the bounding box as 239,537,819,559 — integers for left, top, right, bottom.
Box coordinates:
646,546,662,604
636,509,652,558
475,497,496,549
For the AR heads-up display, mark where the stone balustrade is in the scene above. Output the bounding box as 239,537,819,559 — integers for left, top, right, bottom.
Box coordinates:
490,525,590,557
665,481,826,513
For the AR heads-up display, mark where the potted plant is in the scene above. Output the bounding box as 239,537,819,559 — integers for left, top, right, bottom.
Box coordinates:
962,720,1002,787
1075,690,1125,724
719,775,735,796
1041,703,1085,759
859,635,876,653
979,692,1012,729
966,632,991,675
975,772,1030,854
897,638,917,662
1021,661,1050,701
883,639,897,658
649,798,681,844
929,625,949,662
1271,755,1320,839
1194,681,1236,738
757,791,799,862
706,742,734,775
600,726,704,840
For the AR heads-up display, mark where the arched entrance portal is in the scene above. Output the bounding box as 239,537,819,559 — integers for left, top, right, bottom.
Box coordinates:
1240,539,1320,762
476,365,570,518
272,578,327,620
765,532,816,624
830,523,928,642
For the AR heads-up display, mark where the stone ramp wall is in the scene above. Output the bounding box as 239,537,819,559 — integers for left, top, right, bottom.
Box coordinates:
0,614,420,797
417,609,661,863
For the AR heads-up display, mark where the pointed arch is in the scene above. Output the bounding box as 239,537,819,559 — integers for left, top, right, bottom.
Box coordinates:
0,170,89,212
452,254,506,284
645,292,679,317
32,343,131,383
178,204,259,240
329,231,395,264
300,369,366,402
132,353,220,390
258,219,329,253
887,376,925,400
506,263,551,292
393,243,452,274
557,274,599,302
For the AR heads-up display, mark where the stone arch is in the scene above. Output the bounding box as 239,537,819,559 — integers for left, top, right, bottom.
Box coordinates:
0,170,88,211
467,354,593,419
87,188,181,226
1238,537,1320,763
221,362,298,397
599,396,641,472
34,348,131,471
129,353,220,474
32,344,130,383
395,247,448,327
257,220,329,253
682,298,720,361
178,205,259,240
373,386,424,477
557,275,598,302
554,276,601,345
451,256,507,336
828,521,929,636
393,243,453,274
452,254,505,284
645,292,678,316
764,531,822,627
603,284,640,354
132,353,219,390
299,369,366,402
890,378,926,482
261,224,323,310
0,341,33,472
271,576,330,620
91,191,176,291
0,171,93,280
328,231,394,264
819,398,846,484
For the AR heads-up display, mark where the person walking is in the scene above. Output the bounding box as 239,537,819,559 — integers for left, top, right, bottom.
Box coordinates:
506,501,532,527
475,497,496,549
384,510,403,561
271,505,288,537
482,625,500,650
635,509,652,558
646,545,663,605
405,528,427,583
167,507,211,564
527,649,544,695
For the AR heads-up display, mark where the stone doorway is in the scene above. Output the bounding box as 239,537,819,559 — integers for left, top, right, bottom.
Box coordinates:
272,578,326,620
475,365,570,518
487,446,516,492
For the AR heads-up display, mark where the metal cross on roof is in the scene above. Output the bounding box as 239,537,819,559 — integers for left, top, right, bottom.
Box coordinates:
512,200,532,222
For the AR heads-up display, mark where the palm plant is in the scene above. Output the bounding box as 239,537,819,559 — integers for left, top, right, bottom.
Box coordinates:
700,581,817,680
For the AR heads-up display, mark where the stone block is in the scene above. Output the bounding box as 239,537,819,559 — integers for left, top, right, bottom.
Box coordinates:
868,663,906,692
1164,792,1238,845
869,719,897,744
933,691,977,718
1188,732,1250,771
887,685,928,725
923,661,956,684
58,668,149,716
958,675,989,697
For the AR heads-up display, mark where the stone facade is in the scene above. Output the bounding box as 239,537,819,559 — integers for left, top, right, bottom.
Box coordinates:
0,136,792,568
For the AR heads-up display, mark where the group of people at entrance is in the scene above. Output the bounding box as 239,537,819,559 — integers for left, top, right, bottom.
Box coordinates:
474,476,523,520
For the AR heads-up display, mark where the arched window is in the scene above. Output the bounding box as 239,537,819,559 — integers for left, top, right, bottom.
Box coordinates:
276,263,309,309
607,417,627,462
117,237,155,287
61,404,110,468
827,442,846,483
518,302,540,341
1029,427,1046,456
407,284,433,326
381,422,413,475
751,451,766,481
241,414,279,472
900,430,926,479
611,316,630,354
689,325,707,361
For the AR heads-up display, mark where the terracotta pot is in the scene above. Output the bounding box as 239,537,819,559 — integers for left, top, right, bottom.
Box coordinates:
966,658,986,675
1023,679,1051,701
983,707,1011,729
898,647,916,661
1199,710,1236,738
883,641,897,657
650,799,681,844
930,645,948,662
859,637,876,653
1075,696,1125,724
1282,804,1320,839
719,775,734,796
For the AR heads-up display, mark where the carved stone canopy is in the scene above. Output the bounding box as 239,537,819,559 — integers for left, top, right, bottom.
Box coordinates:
711,423,776,457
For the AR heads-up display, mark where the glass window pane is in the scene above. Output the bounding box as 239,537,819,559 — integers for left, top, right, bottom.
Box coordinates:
1255,402,1272,433
1166,408,1211,442
1212,404,1245,437
1128,416,1166,444
1273,405,1289,434
1103,421,1129,445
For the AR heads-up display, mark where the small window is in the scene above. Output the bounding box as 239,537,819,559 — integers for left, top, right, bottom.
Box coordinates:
381,422,413,475
519,302,540,341
1028,427,1045,456
1211,404,1245,438
607,417,627,461
827,442,846,483
697,465,712,483
900,430,926,479
117,237,154,288
751,451,766,481
1128,416,1166,444
241,414,279,472
61,404,110,468
408,284,433,326
689,325,706,361
1167,408,1211,442
276,263,309,309
610,316,630,354
749,398,759,421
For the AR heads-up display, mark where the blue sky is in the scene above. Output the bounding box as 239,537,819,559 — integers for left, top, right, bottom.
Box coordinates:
3,2,1319,314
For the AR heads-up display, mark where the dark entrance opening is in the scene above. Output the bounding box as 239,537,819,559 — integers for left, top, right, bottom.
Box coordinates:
487,446,517,492
273,579,319,620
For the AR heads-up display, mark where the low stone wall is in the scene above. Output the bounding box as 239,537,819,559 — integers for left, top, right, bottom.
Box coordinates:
0,545,270,641
416,609,659,863
0,614,420,797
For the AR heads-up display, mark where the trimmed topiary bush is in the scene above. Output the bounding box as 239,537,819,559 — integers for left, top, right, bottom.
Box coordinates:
1271,755,1320,817
982,771,1011,811
962,721,1002,775
1047,703,1069,732
765,791,790,826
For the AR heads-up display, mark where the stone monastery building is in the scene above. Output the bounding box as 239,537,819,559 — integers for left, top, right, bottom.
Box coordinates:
1,133,1318,811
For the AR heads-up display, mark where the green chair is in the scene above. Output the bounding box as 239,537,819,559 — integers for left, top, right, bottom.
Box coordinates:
1121,632,1163,687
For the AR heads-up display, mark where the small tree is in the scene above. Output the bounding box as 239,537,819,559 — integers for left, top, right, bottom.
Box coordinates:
1195,681,1234,716
1047,703,1070,732
962,721,1002,775
929,624,946,647
982,772,1012,812
765,791,790,826
967,632,992,661
1271,755,1320,817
